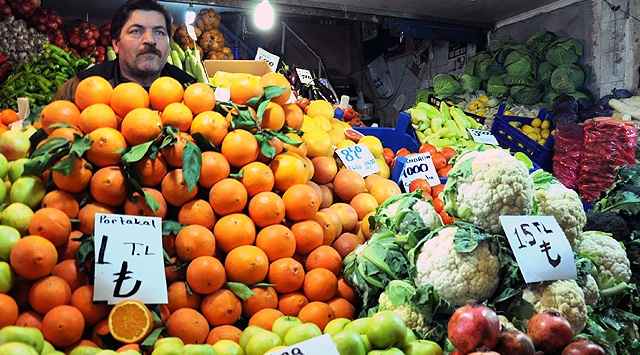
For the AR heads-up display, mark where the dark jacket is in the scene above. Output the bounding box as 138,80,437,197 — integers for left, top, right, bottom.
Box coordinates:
53,60,197,102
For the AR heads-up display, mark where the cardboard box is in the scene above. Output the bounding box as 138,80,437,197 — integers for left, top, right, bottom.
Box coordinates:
203,60,273,78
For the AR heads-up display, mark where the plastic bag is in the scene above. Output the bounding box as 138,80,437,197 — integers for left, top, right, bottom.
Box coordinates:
367,55,394,99
552,122,584,190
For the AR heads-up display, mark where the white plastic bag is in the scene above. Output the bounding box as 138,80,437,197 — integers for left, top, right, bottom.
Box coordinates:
367,55,393,99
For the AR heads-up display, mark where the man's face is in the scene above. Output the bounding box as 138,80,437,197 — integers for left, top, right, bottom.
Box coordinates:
112,10,170,85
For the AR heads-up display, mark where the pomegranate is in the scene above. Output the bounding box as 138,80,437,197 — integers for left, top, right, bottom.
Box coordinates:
468,351,500,355
447,300,501,354
561,339,606,355
493,329,535,355
526,311,574,354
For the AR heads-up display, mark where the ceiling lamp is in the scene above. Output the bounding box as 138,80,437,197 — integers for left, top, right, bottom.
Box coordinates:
254,0,275,30
186,2,196,25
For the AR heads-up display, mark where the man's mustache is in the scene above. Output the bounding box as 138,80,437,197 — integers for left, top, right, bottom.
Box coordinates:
138,46,162,57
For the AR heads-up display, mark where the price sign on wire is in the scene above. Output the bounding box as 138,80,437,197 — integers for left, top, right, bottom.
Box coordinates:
214,87,231,103
467,128,499,145
255,47,280,72
335,143,380,177
499,215,576,283
93,213,167,305
295,68,314,84
400,152,440,191
266,334,339,355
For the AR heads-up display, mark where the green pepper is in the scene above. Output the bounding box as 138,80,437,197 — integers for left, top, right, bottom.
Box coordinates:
51,53,70,67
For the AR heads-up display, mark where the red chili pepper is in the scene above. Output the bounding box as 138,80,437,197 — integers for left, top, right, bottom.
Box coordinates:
0,54,6,65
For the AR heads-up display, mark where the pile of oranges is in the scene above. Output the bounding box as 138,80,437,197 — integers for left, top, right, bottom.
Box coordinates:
0,71,413,352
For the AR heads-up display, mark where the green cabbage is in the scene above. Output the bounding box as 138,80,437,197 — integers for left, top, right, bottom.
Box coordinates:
525,29,558,60
536,61,556,86
550,64,585,94
504,49,536,77
487,75,509,98
541,88,559,105
465,52,493,80
458,74,482,93
433,73,460,98
488,35,520,53
545,38,583,66
501,74,538,87
510,85,542,105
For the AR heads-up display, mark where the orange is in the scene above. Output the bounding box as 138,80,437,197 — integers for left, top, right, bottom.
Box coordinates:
165,256,185,284
306,180,324,206
213,213,256,253
47,126,83,142
224,245,269,285
0,294,19,328
248,308,284,331
221,129,259,168
364,173,385,192
255,224,296,262
89,166,128,206
123,187,168,218
57,230,84,262
108,299,154,344
248,191,286,228
314,210,342,246
186,255,226,295
190,110,228,147
77,202,117,235
183,82,216,115
85,127,127,167
267,257,305,294
281,132,307,158
241,286,278,318
208,178,248,216
70,285,111,326
257,135,285,163
78,103,118,134
302,128,334,158
306,100,335,119
269,152,310,192
161,168,199,207
260,72,292,106
239,161,274,197
161,102,193,132
149,76,184,111
282,103,304,130
51,258,89,292
75,75,113,110
290,219,324,255
199,151,230,188
14,310,43,329
369,179,403,206
337,276,358,303
359,211,376,240
282,184,321,222
329,202,359,234
177,198,216,229
311,156,338,185
28,207,72,247
331,232,363,259
161,131,196,168
302,267,338,302
9,235,58,280
200,288,243,326
297,301,335,331
132,153,168,187
42,305,85,348
90,318,111,348
318,185,335,209
110,82,150,118
229,75,263,105
304,245,342,276
259,101,285,131
28,275,72,315
0,108,20,126
166,308,210,344
206,325,243,345
332,168,366,202
41,190,79,219
349,192,379,220
174,224,216,262
40,100,81,134
277,292,309,317
326,297,356,320
120,107,163,146
166,281,202,312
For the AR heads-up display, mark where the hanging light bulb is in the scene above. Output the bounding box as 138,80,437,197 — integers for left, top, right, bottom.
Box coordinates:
254,0,274,30
186,2,196,25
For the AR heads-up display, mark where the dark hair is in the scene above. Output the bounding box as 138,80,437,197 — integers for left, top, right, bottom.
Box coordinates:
110,0,173,41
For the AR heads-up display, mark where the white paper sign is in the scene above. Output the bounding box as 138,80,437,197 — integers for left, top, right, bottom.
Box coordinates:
400,152,440,191
295,68,314,84
499,215,577,283
93,213,167,305
335,143,380,177
266,334,339,355
214,87,231,103
468,128,499,145
255,47,280,72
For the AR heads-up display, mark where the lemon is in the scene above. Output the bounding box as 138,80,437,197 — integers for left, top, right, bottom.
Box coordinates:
313,115,333,131
358,135,384,158
541,120,551,129
509,121,519,128
527,132,540,141
537,138,547,145
300,115,317,133
521,125,534,134
468,103,477,111
505,110,513,116
328,128,346,146
531,118,542,127
303,128,334,158
375,158,390,178
476,111,486,117
541,129,550,139
479,95,489,102
336,139,356,150
476,102,485,110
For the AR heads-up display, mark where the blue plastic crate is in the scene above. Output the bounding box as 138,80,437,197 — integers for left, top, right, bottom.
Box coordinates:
353,111,420,153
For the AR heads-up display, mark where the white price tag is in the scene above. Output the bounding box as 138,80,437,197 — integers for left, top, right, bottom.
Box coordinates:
93,213,167,305
468,128,499,145
499,215,577,283
295,68,314,84
255,47,280,72
335,143,380,177
267,334,339,355
214,87,230,103
400,152,440,191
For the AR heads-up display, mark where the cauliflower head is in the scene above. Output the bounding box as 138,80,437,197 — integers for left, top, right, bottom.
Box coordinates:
522,279,587,335
576,230,631,283
580,273,600,307
414,225,500,306
378,291,431,336
442,149,535,234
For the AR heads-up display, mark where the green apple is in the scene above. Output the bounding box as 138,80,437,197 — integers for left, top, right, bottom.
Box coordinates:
0,261,15,293
271,316,303,340
0,153,9,180
360,334,371,352
10,176,46,209
239,325,267,351
398,327,417,349
67,346,102,355
40,340,55,354
94,350,118,355
7,158,28,183
151,342,183,355
44,351,65,355
178,344,216,355
366,310,407,349
283,323,322,346
343,317,370,335
330,329,366,355
115,351,139,355
0,326,45,354
154,337,185,349
0,130,31,161
0,178,6,204
211,339,243,355
323,318,351,335
0,202,34,236
245,331,282,355
0,342,39,355
0,225,21,261
403,339,444,355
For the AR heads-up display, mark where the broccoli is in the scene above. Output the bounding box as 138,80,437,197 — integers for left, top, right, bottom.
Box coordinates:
583,210,630,242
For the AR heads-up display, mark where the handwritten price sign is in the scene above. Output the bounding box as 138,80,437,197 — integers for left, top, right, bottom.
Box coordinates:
295,68,314,84
267,334,339,355
335,143,379,177
399,152,440,191
255,47,280,72
499,215,576,283
468,128,499,145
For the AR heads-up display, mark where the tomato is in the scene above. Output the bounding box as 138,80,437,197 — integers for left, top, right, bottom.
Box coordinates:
395,147,411,157
431,184,445,199
439,146,458,163
438,164,453,178
432,196,444,213
419,143,437,155
381,148,395,166
342,107,357,120
409,178,432,196
439,209,457,225
297,97,310,111
431,153,447,171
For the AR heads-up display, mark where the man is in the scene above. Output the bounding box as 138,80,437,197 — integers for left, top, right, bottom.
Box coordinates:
54,0,196,102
